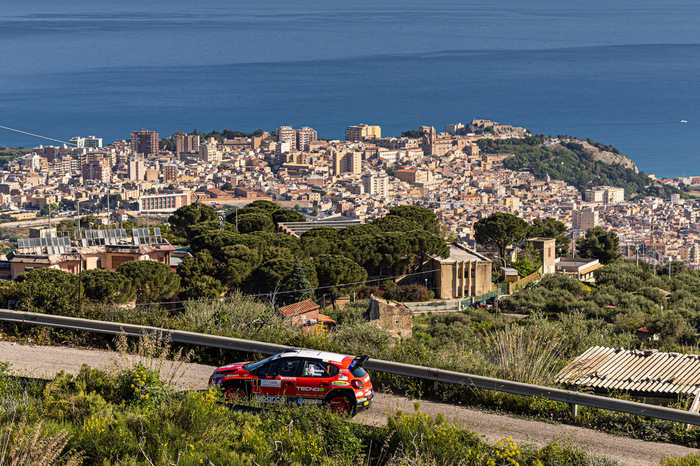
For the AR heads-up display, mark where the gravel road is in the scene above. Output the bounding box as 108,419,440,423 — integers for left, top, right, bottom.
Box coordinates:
1,341,697,465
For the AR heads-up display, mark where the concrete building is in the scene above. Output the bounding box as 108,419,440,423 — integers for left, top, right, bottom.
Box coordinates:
362,171,388,198
81,161,111,183
332,151,361,175
430,244,492,299
175,131,200,158
8,228,175,280
128,159,146,182
138,191,192,212
394,169,428,185
346,124,381,142
199,141,221,165
584,186,625,204
296,127,318,151
276,126,297,150
445,123,465,135
70,135,103,148
572,208,599,230
130,129,160,156
163,164,178,183
555,257,603,281
526,237,556,275
573,208,599,231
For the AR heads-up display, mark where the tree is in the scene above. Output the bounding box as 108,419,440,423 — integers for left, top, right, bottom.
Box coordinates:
81,269,135,304
235,212,275,234
180,275,226,301
189,230,239,258
117,260,180,304
577,226,621,264
474,213,529,266
271,209,306,224
168,204,218,239
311,255,367,307
529,217,570,255
40,203,59,217
280,258,315,305
387,205,441,235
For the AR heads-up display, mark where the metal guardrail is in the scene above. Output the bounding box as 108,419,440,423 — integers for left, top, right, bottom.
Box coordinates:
2,309,700,426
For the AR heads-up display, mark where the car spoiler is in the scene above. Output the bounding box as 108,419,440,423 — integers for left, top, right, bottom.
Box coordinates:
348,355,369,371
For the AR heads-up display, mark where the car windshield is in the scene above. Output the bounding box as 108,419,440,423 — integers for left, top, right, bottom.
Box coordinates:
242,355,277,371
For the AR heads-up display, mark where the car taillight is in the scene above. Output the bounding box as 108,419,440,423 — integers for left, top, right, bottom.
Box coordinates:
351,380,364,389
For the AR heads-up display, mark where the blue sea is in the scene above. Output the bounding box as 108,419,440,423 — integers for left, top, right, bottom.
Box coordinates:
1,0,700,177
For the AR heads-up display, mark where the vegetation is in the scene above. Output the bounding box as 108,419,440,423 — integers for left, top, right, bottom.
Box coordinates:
576,226,621,264
172,204,449,303
500,261,700,346
0,356,620,465
0,146,32,166
478,135,683,199
474,212,529,266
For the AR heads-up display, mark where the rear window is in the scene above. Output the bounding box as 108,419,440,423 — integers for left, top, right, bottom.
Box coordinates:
351,366,367,378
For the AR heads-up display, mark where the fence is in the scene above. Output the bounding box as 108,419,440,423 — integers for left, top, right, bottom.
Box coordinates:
2,309,700,426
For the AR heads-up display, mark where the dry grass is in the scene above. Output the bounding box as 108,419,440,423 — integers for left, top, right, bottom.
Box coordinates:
481,323,569,385
109,329,194,388
0,418,82,466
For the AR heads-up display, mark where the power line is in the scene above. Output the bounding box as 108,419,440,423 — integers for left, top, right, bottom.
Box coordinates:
0,125,72,146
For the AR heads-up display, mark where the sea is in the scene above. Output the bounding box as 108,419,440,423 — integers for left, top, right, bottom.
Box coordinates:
1,0,700,178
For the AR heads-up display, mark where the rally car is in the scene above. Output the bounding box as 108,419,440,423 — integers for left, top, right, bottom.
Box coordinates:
209,349,373,415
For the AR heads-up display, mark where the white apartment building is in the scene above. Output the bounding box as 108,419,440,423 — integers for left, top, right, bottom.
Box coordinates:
362,171,388,198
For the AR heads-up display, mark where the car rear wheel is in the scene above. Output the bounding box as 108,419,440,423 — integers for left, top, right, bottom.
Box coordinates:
326,393,353,415
222,385,246,404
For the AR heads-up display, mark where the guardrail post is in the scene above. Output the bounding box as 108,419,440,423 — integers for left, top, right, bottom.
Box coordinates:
570,402,579,421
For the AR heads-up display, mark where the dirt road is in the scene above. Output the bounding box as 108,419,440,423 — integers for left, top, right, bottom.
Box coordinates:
1,341,697,465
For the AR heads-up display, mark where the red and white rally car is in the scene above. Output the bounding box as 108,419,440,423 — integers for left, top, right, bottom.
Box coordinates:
209,349,373,415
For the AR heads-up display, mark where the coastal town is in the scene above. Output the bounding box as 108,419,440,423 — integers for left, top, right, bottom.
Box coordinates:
0,119,697,268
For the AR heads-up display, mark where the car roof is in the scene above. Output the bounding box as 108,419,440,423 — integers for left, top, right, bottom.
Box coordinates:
278,349,352,364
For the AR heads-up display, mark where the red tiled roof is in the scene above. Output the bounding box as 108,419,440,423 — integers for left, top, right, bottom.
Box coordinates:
278,299,320,318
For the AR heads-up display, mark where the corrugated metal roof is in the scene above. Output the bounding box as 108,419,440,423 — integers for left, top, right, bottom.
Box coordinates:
556,346,700,395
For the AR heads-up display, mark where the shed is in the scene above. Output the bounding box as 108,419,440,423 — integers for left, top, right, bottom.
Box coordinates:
556,346,700,400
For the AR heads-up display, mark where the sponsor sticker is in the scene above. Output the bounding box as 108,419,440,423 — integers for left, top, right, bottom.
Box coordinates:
298,386,324,392
258,379,282,388
337,374,348,381
253,394,286,404
332,381,350,386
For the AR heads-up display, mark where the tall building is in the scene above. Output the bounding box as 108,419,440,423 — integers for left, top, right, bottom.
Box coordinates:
174,131,200,158
572,208,598,230
128,159,146,181
296,127,318,151
346,124,381,142
332,151,361,175
81,161,111,183
199,141,221,165
362,171,388,198
277,126,297,151
130,129,160,156
276,126,318,151
163,164,178,183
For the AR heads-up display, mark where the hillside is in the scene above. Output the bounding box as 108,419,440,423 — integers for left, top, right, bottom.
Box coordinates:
477,135,681,200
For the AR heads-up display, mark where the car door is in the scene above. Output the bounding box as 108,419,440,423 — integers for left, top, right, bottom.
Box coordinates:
251,358,300,404
293,359,337,404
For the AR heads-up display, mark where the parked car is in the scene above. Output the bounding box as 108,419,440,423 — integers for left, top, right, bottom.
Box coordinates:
209,349,373,415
